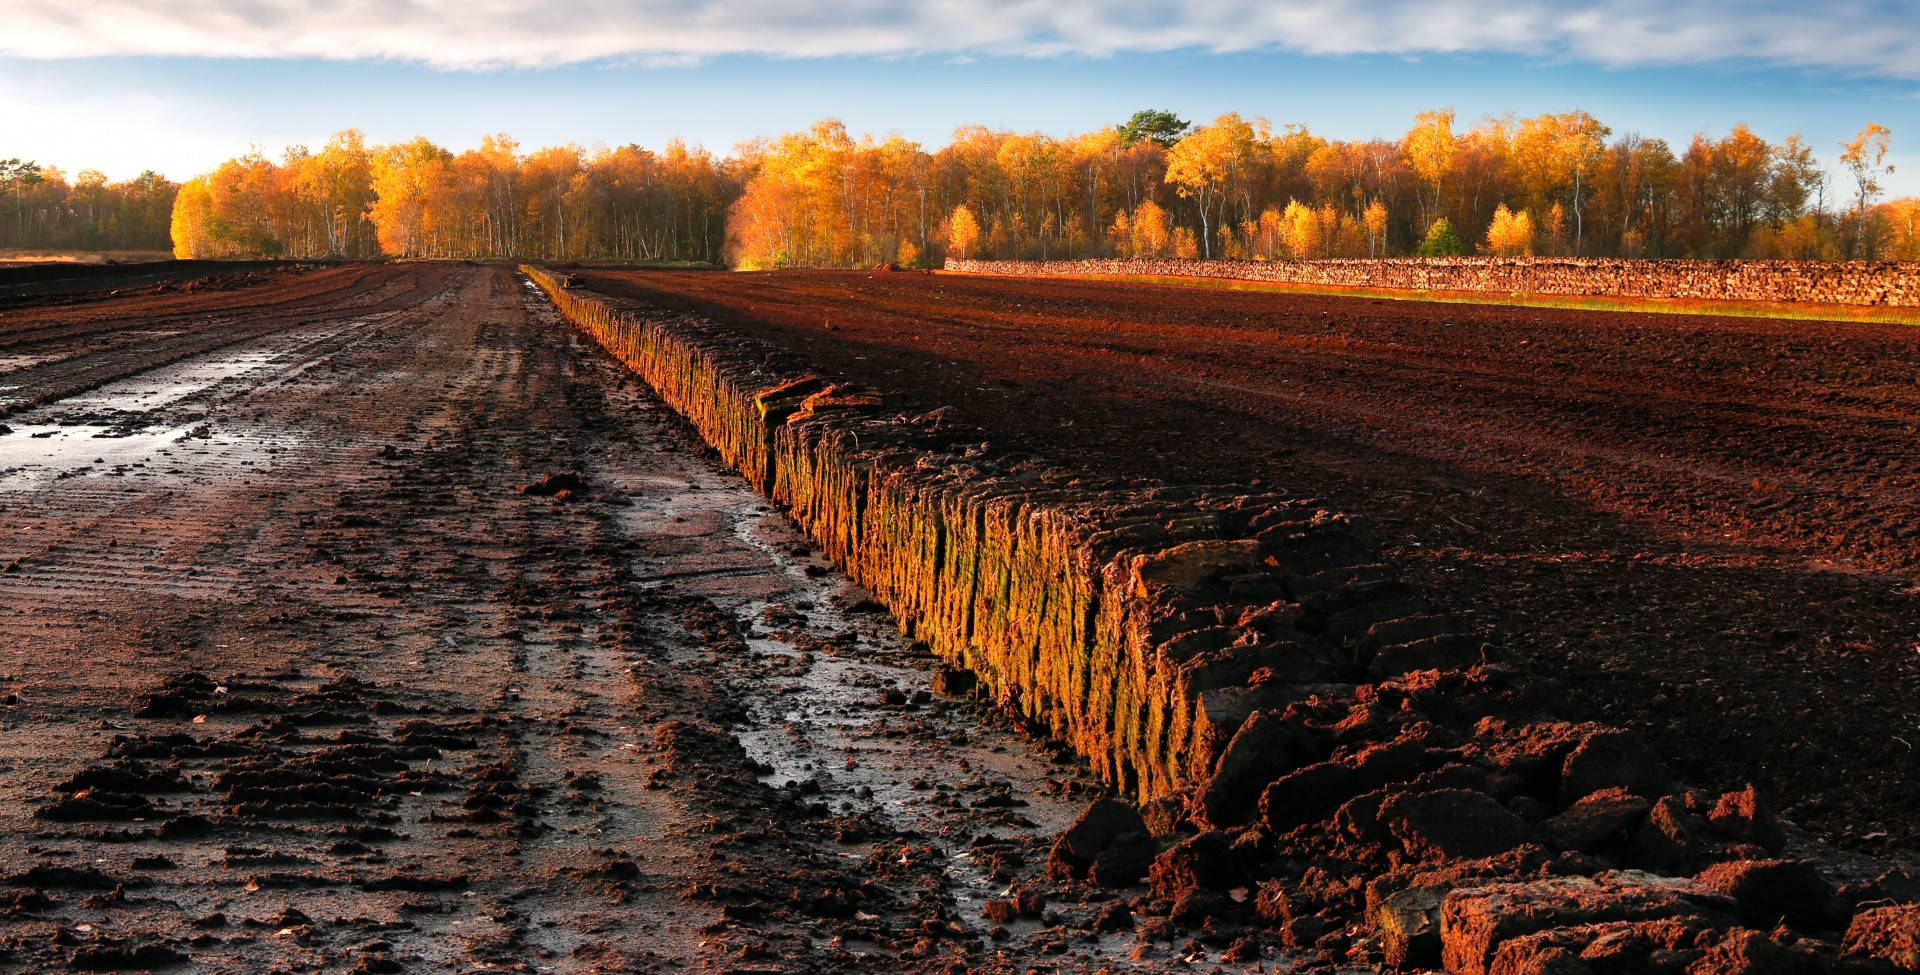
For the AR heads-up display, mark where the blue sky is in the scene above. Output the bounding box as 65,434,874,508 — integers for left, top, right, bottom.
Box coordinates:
1,0,1915,195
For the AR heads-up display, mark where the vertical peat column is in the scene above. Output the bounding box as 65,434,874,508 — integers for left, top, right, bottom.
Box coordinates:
524,267,1477,801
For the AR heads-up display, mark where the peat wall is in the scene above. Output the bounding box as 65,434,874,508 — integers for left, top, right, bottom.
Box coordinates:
522,265,1476,801
945,257,1920,308
526,266,1920,974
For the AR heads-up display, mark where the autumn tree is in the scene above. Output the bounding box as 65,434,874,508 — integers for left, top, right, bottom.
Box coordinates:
1131,200,1171,257
1164,113,1259,259
1840,124,1894,257
1404,108,1456,232
1281,200,1319,258
1362,199,1389,256
1589,134,1677,257
368,138,455,258
170,150,292,258
1512,111,1610,254
1485,204,1533,256
297,130,377,257
152,106,1884,266
169,180,215,258
948,205,980,259
1878,197,1920,260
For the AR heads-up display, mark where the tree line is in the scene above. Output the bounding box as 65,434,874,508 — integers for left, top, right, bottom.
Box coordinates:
5,109,1913,265
169,131,733,263
725,112,1913,267
0,159,177,253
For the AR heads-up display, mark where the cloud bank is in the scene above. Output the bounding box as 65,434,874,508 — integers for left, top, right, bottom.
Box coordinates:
2,0,1916,78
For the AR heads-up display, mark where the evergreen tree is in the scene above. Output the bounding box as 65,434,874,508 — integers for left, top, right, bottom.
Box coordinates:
1116,110,1190,149
1418,218,1467,257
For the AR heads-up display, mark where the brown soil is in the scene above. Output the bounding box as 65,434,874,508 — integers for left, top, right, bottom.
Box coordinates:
0,264,1128,973
574,267,1920,859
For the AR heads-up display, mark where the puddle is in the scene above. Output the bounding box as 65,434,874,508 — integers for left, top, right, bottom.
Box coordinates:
0,423,303,489
63,352,284,412
0,316,378,488
612,463,1102,945
0,424,196,485
0,354,59,374
58,319,365,413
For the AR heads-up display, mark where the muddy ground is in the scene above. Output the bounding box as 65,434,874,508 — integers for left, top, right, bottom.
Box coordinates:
0,264,1165,974
573,267,1920,862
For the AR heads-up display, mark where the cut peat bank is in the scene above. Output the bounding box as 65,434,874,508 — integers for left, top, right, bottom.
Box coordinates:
537,264,1920,974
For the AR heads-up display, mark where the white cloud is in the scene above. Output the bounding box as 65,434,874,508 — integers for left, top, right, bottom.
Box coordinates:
0,76,229,181
0,0,1915,78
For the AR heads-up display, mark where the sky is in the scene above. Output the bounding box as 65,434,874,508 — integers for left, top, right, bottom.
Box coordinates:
1,0,1915,196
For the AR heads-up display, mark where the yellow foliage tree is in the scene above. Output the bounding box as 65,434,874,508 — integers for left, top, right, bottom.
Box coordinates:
1544,202,1568,255
155,107,1883,266
1164,113,1258,258
290,129,377,257
726,119,935,268
1107,209,1132,256
1403,108,1456,231
1876,197,1919,259
1281,200,1319,258
1363,199,1389,257
948,204,980,260
1254,206,1285,259
1485,204,1533,256
1172,227,1199,259
1132,200,1171,258
1512,111,1610,253
169,179,215,258
1840,123,1894,256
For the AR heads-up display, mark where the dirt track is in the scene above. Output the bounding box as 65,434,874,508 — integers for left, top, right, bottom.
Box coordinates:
0,265,1128,974
575,268,1920,858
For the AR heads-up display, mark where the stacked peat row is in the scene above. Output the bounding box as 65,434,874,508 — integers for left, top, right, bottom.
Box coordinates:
946,257,1920,308
525,266,1920,973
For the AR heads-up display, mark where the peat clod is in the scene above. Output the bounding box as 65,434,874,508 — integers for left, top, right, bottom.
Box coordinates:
0,890,55,916
7,866,129,889
1046,798,1155,887
1847,905,1920,970
519,472,585,497
34,791,157,822
53,761,190,796
66,943,188,971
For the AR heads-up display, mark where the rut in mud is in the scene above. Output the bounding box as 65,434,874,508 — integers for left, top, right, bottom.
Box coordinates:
0,265,1140,974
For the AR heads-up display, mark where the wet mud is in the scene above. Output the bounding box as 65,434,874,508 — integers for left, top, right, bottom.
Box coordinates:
0,264,1159,974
